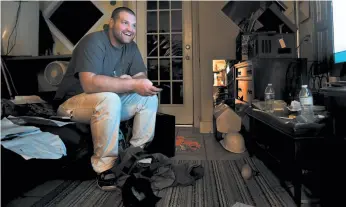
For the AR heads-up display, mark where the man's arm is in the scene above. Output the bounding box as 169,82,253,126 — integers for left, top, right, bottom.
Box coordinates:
74,36,144,94
80,72,160,96
79,72,137,94
132,72,147,79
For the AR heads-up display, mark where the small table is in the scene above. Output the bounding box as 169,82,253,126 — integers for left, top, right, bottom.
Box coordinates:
244,105,327,207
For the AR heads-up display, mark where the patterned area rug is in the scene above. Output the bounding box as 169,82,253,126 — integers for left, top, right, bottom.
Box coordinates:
32,157,295,207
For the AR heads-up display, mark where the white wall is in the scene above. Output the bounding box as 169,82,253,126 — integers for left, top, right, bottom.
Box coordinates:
1,1,39,56
198,1,240,133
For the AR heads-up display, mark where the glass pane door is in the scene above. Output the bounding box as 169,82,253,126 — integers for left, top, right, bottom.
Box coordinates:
146,0,184,104
136,1,193,124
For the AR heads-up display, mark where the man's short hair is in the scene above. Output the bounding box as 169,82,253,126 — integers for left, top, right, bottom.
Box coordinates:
111,7,135,20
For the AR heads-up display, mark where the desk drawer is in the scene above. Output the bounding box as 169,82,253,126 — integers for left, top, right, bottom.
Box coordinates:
235,60,253,78
236,79,254,103
236,67,253,78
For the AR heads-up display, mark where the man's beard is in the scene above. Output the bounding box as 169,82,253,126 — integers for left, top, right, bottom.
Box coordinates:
112,29,133,45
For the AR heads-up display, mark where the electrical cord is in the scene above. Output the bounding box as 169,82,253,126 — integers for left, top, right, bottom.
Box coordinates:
284,60,329,102
1,57,19,98
285,61,301,102
6,1,21,55
295,35,311,54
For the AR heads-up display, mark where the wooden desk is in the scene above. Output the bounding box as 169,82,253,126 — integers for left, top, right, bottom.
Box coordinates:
244,107,326,207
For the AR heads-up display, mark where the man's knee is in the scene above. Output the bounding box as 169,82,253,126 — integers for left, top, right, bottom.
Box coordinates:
96,92,121,105
146,95,158,110
94,92,121,114
58,92,121,124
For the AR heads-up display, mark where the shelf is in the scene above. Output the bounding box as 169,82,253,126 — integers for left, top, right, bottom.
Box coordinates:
2,55,72,61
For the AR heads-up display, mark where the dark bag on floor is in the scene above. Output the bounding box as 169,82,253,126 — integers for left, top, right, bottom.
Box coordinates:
114,147,205,207
122,175,161,207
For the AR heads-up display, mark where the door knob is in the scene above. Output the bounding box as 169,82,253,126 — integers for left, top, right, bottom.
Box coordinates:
185,44,191,50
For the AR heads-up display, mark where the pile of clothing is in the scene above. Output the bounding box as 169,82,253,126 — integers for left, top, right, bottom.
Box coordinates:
111,147,205,207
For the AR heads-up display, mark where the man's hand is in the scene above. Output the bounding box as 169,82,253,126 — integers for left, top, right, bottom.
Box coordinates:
134,79,162,96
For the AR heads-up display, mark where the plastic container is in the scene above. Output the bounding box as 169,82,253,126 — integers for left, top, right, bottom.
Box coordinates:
299,85,314,123
264,83,275,113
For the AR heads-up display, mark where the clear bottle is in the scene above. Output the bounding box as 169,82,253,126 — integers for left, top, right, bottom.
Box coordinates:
264,83,275,113
299,85,314,123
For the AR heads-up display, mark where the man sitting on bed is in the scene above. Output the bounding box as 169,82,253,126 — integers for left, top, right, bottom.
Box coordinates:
53,7,161,191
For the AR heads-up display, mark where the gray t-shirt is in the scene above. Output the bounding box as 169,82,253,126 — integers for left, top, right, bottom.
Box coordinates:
54,29,146,101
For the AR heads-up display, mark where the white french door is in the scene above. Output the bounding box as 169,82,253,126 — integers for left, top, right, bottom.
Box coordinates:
136,0,193,125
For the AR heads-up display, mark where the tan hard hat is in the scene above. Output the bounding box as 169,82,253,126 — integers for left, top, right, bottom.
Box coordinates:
220,132,246,153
